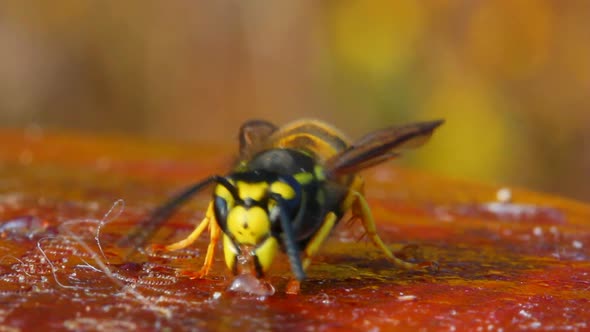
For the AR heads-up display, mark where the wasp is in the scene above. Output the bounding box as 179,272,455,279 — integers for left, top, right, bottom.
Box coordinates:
120,119,443,289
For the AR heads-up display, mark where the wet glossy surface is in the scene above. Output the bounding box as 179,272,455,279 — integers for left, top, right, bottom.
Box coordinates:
0,129,589,331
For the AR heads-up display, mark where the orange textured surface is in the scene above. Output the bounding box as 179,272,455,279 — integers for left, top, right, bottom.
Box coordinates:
0,129,589,331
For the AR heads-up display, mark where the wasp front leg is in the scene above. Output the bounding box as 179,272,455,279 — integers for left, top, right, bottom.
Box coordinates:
159,202,221,278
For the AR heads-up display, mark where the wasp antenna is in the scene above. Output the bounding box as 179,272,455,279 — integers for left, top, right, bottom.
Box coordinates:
118,176,223,251
215,177,241,202
272,194,306,281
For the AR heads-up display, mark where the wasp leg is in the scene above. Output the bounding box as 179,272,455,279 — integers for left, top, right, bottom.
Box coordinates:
286,211,338,294
350,190,429,271
163,202,213,251
161,202,221,278
188,214,221,278
301,212,338,270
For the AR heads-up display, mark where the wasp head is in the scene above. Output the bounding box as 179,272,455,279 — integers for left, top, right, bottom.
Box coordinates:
212,171,304,279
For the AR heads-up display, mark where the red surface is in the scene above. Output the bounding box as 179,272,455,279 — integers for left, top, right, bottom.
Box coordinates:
0,129,589,331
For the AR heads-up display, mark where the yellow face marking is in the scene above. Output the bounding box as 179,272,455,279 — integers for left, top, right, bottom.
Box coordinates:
227,206,270,245
236,181,268,201
253,236,279,274
269,181,295,200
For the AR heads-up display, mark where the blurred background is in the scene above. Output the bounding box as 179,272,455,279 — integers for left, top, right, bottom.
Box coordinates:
0,1,589,201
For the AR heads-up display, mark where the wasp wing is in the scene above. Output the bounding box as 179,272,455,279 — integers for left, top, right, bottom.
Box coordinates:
325,119,444,176
238,120,278,160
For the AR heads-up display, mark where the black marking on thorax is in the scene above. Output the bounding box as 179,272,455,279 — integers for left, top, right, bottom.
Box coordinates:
245,149,316,176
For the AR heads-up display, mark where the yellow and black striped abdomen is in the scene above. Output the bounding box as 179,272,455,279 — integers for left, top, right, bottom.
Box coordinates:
266,119,351,163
